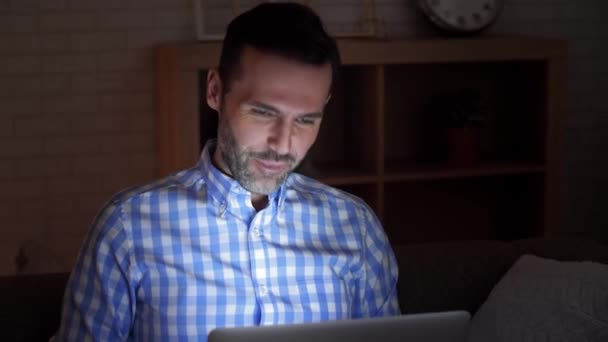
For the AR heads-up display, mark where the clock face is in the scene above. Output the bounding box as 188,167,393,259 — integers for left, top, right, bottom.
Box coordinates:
420,0,503,32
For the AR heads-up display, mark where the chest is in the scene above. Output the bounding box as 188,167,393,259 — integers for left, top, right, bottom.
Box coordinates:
129,206,364,337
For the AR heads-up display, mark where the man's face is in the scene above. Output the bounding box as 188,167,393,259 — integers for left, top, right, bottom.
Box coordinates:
207,47,332,196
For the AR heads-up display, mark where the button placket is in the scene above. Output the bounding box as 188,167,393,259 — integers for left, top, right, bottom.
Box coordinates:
258,284,268,297
250,212,266,240
219,201,227,218
252,226,260,238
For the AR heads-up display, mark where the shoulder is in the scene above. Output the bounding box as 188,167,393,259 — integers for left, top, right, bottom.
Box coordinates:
116,166,202,203
98,166,205,220
285,173,376,219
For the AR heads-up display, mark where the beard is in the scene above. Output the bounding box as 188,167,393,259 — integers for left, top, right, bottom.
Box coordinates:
217,118,298,195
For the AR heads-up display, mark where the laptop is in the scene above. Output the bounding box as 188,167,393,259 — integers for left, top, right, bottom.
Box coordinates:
208,310,471,342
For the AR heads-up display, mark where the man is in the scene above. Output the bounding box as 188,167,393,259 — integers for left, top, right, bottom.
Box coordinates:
55,3,399,341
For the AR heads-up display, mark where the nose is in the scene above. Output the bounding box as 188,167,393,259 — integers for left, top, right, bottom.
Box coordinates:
267,118,292,155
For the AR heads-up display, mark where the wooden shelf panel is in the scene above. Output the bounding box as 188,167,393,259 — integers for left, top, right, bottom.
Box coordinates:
384,162,546,182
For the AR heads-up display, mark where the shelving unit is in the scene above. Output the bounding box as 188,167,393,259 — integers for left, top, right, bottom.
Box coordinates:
157,36,567,244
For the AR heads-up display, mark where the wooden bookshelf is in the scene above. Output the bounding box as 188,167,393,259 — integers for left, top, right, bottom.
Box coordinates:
156,35,567,244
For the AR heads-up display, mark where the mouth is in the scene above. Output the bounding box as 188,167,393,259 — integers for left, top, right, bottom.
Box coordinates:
253,158,289,176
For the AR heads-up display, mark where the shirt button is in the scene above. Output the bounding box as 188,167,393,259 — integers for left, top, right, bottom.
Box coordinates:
259,285,268,297
252,226,260,238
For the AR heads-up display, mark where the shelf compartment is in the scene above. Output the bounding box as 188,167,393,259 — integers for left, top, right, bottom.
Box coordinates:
383,175,545,245
383,61,547,166
301,65,381,180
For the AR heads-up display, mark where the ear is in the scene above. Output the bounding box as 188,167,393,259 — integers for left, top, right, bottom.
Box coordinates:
206,69,222,111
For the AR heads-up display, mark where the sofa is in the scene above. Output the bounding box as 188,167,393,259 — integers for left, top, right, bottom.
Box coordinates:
2,237,607,341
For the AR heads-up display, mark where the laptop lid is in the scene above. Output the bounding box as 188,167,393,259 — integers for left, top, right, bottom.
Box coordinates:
208,310,470,342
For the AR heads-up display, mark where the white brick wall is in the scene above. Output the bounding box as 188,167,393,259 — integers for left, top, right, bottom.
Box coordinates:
0,0,193,275
0,0,606,275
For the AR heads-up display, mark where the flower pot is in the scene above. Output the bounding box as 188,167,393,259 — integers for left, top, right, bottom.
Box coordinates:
446,127,481,166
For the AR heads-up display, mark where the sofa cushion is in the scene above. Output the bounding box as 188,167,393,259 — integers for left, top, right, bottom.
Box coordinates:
468,254,608,342
393,240,521,315
0,272,70,342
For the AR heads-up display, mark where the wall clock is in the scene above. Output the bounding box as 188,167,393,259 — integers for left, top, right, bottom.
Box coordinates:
418,0,504,33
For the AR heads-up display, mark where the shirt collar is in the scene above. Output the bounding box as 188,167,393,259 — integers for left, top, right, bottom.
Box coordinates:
198,140,288,213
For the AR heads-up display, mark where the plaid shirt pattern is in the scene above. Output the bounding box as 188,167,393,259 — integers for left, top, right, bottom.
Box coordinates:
55,141,400,341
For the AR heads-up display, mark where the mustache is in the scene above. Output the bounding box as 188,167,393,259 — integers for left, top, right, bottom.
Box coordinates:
249,150,296,163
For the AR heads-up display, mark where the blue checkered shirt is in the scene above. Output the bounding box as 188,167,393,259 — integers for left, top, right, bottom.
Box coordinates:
55,141,400,341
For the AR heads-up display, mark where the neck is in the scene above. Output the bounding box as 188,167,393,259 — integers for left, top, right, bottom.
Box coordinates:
251,194,268,211
212,146,229,176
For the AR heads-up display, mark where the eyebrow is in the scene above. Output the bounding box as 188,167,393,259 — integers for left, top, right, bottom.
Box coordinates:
246,100,324,119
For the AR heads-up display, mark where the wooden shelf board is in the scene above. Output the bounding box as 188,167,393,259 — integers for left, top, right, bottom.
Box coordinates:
158,35,567,71
384,162,546,182
313,170,378,186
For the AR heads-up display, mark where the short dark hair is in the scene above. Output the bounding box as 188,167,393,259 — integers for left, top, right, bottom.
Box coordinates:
218,2,340,94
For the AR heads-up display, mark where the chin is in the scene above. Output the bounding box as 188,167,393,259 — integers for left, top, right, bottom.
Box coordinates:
248,175,287,195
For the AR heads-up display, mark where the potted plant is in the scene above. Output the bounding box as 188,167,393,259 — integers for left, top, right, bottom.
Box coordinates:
432,90,487,166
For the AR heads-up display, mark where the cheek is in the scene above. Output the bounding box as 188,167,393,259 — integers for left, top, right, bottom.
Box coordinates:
294,127,320,155
227,119,268,149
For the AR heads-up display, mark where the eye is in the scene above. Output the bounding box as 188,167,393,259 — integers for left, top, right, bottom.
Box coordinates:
296,116,319,126
251,107,273,117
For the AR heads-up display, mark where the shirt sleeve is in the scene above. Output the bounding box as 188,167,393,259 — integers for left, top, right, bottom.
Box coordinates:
359,206,401,317
54,201,137,341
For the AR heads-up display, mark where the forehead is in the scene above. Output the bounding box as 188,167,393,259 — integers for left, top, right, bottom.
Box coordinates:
232,46,332,95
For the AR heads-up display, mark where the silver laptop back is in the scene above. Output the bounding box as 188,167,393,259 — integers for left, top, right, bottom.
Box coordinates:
208,310,470,342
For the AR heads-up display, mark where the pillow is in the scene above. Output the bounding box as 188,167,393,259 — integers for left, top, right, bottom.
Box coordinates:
468,254,608,342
